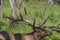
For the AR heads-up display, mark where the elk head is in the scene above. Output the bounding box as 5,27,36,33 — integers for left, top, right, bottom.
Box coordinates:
31,28,52,40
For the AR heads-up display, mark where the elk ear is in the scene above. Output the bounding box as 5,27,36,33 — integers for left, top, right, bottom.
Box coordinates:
19,13,23,20
33,18,36,26
32,18,37,31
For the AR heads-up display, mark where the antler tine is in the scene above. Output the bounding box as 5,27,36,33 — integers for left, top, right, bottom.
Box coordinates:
22,18,36,31
3,15,13,20
38,15,48,27
19,13,23,20
33,18,36,26
24,7,27,15
32,18,37,30
37,5,48,28
23,19,33,26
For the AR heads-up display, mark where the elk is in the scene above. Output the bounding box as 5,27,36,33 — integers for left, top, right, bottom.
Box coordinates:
14,30,51,40
0,29,52,40
14,7,52,40
2,7,52,40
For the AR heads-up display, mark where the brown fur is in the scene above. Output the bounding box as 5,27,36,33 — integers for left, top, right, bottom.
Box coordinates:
14,29,52,40
7,32,15,40
0,28,51,40
0,34,5,40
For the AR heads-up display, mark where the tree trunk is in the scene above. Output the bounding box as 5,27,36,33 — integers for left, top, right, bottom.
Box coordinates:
0,0,3,18
48,0,54,5
9,0,23,19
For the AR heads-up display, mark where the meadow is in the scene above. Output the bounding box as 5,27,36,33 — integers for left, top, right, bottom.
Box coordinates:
0,0,60,40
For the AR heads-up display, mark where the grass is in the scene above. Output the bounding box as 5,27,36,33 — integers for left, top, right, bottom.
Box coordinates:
1,0,60,40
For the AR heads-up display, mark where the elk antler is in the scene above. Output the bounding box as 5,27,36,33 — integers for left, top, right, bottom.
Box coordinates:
16,7,37,30
24,7,27,15
3,7,35,28
3,15,23,23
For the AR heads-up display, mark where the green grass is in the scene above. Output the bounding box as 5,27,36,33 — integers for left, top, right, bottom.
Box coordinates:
0,1,60,40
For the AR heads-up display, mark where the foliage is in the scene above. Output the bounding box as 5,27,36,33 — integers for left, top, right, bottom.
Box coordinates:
1,0,60,40
53,0,60,4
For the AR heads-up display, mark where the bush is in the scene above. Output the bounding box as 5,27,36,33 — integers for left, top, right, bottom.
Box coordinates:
53,0,60,4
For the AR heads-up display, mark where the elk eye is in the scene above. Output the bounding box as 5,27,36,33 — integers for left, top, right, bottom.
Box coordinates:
45,31,48,33
37,35,40,37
